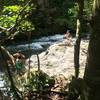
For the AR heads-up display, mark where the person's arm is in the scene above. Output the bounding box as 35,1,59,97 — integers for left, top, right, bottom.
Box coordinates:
13,53,18,57
21,54,25,59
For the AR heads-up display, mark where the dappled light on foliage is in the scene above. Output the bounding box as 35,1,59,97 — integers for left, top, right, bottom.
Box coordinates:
0,0,99,99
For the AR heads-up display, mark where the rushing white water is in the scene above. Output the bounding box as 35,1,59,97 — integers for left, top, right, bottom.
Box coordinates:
7,34,64,52
0,73,5,88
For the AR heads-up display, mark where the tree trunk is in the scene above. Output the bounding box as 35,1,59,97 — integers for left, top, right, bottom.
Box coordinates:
74,0,84,78
0,46,22,100
84,0,100,100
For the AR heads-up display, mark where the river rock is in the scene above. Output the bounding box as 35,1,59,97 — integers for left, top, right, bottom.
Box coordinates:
25,39,89,78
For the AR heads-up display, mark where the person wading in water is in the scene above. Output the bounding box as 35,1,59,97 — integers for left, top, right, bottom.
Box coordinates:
13,50,25,75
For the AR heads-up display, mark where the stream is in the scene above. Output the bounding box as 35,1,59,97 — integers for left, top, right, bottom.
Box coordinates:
6,34,64,57
0,34,65,89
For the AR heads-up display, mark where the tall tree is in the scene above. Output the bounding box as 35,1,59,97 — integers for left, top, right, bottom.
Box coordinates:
84,0,100,99
74,0,84,78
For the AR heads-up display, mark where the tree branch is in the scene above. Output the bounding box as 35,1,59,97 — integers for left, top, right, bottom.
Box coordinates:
0,46,15,66
8,0,32,32
0,0,32,44
0,26,8,31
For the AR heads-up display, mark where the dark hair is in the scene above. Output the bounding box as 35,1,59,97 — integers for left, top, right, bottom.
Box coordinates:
18,56,21,59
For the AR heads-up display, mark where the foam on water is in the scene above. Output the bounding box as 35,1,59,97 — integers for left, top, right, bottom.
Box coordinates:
7,34,64,52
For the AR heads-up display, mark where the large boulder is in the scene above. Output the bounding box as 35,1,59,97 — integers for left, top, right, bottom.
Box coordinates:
25,40,89,78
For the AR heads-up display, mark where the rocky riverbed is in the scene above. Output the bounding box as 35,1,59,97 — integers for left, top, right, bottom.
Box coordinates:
25,39,89,78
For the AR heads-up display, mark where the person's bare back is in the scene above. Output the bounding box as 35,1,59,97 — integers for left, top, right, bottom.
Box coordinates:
13,50,25,74
64,30,72,46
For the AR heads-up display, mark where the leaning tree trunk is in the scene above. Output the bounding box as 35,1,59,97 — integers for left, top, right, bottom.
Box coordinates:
0,46,22,100
84,0,100,100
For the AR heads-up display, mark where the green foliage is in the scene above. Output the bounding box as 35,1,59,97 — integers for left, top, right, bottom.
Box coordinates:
3,5,21,13
19,21,35,31
27,0,76,35
2,70,55,99
0,5,20,28
67,0,93,33
0,2,35,31
25,71,55,91
84,0,92,15
68,3,78,28
0,0,93,40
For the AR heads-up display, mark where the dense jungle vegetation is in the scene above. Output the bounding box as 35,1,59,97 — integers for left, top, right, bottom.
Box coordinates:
1,0,100,100
0,0,92,42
